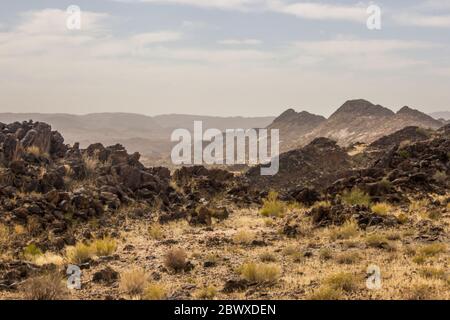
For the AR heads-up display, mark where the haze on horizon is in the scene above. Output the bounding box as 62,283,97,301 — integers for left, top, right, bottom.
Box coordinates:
0,0,450,117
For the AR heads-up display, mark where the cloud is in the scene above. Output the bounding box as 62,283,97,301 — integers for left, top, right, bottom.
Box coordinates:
0,9,183,58
114,0,265,11
289,37,435,70
394,13,450,28
218,39,262,45
269,1,368,22
131,31,182,45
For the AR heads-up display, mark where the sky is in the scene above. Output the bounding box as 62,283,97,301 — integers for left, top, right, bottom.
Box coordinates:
0,0,449,117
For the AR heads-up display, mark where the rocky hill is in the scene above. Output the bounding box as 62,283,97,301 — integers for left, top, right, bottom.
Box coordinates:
269,99,444,152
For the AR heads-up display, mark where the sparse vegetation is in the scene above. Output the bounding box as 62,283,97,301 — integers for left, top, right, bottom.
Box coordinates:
120,268,148,297
195,285,218,300
260,191,286,217
232,229,255,245
143,283,167,300
328,220,359,240
21,272,67,300
323,272,359,293
148,223,165,240
91,237,117,257
309,286,343,300
65,242,93,264
164,248,188,273
238,262,280,284
342,188,371,206
371,202,393,216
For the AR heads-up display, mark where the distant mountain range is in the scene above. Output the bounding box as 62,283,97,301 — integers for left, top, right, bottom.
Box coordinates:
0,112,274,158
430,111,450,120
267,99,445,152
0,101,446,159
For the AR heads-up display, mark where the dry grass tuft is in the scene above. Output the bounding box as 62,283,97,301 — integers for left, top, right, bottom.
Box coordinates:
120,268,148,297
342,188,371,206
148,223,165,240
260,191,286,217
65,242,93,264
195,285,218,300
371,202,393,216
309,286,343,300
328,220,359,241
143,283,167,300
324,272,360,293
239,262,281,284
233,229,256,245
91,237,117,257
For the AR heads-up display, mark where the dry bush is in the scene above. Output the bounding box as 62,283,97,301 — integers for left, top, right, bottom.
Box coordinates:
164,248,188,272
91,237,117,257
65,242,93,264
143,283,167,300
323,272,360,293
21,272,68,300
328,220,359,241
370,202,393,216
120,268,148,296
260,191,286,217
233,229,256,245
148,223,165,240
82,154,99,177
239,262,280,284
195,285,218,300
342,188,371,206
309,286,343,300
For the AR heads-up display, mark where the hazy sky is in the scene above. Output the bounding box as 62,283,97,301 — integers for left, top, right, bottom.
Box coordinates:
0,0,449,117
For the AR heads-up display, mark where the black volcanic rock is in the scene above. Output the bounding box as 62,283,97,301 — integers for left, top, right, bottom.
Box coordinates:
245,137,352,191
369,126,430,149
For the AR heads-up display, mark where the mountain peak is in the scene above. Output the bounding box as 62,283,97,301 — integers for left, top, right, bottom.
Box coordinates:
396,106,442,125
272,109,325,124
330,99,395,119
